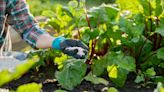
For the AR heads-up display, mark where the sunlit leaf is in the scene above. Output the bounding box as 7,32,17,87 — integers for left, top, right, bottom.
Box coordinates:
16,83,42,92
106,52,136,72
54,54,68,69
117,0,142,14
108,87,118,92
144,67,156,77
110,68,128,87
107,65,118,78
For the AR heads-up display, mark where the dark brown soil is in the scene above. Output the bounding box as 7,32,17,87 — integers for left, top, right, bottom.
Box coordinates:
2,70,154,92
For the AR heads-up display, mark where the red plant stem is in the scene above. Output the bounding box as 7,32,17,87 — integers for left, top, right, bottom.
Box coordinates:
145,20,149,38
84,8,96,64
140,39,147,56
77,27,81,39
95,42,109,56
87,40,97,64
135,35,148,69
85,14,91,30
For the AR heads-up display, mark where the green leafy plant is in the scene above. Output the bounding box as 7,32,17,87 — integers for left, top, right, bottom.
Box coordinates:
0,0,163,91
55,59,87,90
29,0,164,89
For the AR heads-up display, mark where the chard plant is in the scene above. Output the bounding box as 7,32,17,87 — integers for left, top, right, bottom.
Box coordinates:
0,0,163,91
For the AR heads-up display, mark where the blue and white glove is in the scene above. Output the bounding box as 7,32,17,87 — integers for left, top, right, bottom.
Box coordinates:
52,37,88,59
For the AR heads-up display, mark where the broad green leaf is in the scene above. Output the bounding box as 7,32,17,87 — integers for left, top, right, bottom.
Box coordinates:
107,65,118,78
84,72,109,86
104,52,119,66
119,17,129,33
106,28,122,46
81,27,91,43
157,47,164,60
141,53,161,70
138,0,151,15
155,0,162,16
55,59,87,90
108,87,118,92
90,28,100,39
140,40,153,58
62,7,74,18
16,83,42,92
106,52,136,72
155,27,164,37
88,4,119,27
92,59,106,76
110,68,128,87
119,56,136,71
119,14,145,38
132,23,145,36
144,67,156,77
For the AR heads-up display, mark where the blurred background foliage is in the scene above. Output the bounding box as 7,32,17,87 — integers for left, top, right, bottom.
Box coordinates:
27,0,115,16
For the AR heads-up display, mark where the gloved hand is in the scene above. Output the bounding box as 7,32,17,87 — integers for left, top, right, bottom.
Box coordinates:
52,37,88,59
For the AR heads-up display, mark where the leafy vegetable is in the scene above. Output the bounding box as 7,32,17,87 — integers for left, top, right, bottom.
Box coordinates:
55,59,87,90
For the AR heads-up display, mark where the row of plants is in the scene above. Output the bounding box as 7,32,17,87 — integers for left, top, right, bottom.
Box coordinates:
0,0,164,91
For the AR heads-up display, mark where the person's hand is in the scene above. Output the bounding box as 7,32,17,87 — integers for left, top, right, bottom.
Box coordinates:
52,37,88,59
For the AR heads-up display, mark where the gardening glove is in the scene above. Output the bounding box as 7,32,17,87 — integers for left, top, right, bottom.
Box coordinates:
52,37,88,59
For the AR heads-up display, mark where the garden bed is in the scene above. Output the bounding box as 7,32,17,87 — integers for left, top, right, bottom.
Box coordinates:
2,68,154,92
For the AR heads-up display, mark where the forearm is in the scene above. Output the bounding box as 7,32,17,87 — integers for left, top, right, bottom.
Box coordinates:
6,0,52,48
36,34,54,49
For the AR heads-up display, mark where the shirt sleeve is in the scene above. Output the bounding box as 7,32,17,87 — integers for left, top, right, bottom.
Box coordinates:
6,0,48,48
